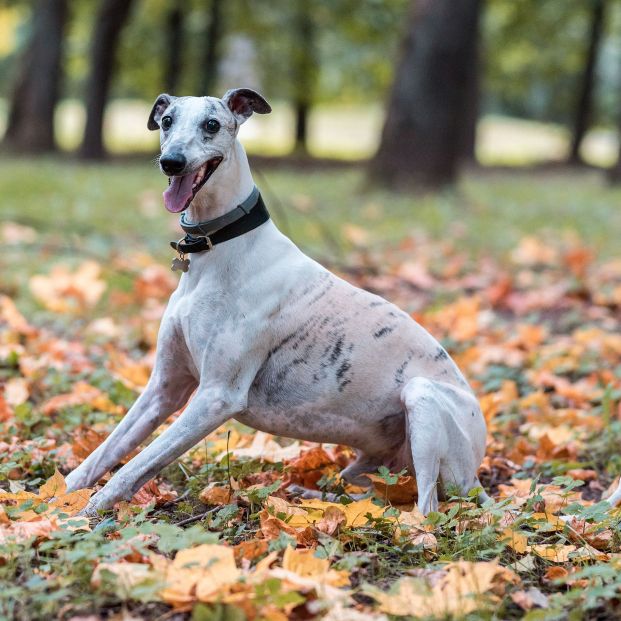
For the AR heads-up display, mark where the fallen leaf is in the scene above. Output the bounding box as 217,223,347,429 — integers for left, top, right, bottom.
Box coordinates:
511,587,549,610
39,468,67,499
199,483,233,506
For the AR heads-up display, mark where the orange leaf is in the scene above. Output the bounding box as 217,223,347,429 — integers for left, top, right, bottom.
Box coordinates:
368,473,418,505
199,484,233,506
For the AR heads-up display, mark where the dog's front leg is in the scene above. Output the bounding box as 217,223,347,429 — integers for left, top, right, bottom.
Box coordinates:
65,373,196,492
81,386,243,514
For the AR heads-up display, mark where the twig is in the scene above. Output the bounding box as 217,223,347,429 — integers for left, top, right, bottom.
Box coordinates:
175,507,218,527
226,429,233,498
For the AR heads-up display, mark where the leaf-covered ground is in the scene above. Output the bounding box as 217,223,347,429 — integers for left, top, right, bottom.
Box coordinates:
2,163,621,620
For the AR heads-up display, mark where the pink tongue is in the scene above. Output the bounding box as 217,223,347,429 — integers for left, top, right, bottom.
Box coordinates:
163,174,195,213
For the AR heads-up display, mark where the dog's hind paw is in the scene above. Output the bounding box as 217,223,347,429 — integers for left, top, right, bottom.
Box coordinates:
286,484,342,502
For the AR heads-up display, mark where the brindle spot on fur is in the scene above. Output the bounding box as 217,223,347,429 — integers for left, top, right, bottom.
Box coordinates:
329,336,344,364
394,351,415,386
268,331,298,358
291,330,310,350
308,280,335,305
320,316,331,328
336,360,350,380
299,272,328,297
373,326,394,338
433,347,449,362
336,359,352,392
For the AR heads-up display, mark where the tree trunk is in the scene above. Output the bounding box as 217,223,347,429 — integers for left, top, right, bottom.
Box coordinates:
568,0,606,165
607,70,621,183
369,0,481,190
458,16,481,163
608,136,621,183
164,0,184,94
2,0,68,153
199,0,223,96
292,5,316,154
79,0,136,160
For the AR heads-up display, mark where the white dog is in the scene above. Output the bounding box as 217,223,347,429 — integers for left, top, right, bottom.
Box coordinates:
66,88,489,515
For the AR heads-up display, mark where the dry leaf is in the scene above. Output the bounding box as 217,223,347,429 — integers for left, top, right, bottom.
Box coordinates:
199,483,233,506
29,261,106,313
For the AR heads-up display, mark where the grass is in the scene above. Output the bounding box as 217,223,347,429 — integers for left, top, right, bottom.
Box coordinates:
1,156,621,264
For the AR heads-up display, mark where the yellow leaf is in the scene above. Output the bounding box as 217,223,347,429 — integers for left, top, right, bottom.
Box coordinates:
39,469,67,500
299,497,387,527
531,512,567,531
369,560,519,617
0,490,39,503
531,544,578,563
91,561,155,593
281,547,350,587
265,495,320,528
156,544,240,607
49,489,94,515
500,528,529,554
282,547,330,577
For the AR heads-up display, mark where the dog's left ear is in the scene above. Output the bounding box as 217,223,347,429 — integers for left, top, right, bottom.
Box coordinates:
148,93,176,130
222,88,271,124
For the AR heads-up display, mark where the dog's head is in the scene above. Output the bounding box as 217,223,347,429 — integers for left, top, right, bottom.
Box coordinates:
148,89,271,213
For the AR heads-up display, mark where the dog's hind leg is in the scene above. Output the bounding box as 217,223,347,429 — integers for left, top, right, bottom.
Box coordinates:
604,480,621,507
401,377,488,515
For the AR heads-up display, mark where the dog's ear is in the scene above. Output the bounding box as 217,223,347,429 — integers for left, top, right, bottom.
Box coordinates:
148,94,176,130
222,88,271,124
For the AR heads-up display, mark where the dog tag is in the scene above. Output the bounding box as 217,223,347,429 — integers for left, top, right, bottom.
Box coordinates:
171,256,190,272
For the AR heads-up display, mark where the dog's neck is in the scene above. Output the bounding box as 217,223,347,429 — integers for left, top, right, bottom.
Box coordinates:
186,140,255,223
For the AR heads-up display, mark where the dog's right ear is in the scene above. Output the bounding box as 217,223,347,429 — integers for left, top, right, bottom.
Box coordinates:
147,94,176,130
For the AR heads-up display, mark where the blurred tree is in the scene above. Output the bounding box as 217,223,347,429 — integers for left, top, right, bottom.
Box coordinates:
2,0,68,153
233,0,407,151
164,0,184,93
80,0,136,160
292,2,317,154
483,0,608,127
568,0,607,164
370,0,481,189
199,0,223,96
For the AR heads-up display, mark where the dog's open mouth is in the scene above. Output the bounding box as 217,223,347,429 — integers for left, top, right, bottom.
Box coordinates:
162,157,223,213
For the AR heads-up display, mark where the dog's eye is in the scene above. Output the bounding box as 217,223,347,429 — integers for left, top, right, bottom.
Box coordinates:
205,119,220,133
161,116,172,130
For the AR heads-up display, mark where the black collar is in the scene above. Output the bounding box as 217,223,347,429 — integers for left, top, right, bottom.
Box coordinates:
170,186,269,254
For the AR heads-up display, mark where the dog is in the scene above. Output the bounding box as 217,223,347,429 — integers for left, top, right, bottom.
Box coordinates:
65,88,489,516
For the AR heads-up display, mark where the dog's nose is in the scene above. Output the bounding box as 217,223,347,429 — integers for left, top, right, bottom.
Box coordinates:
160,153,187,175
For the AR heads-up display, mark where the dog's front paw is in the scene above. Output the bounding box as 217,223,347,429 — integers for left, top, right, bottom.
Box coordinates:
77,491,110,518
65,470,90,493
